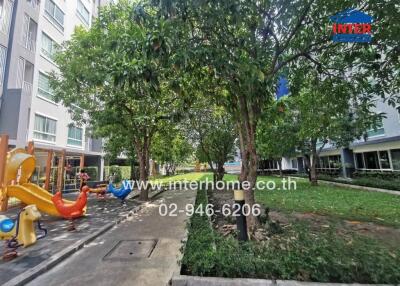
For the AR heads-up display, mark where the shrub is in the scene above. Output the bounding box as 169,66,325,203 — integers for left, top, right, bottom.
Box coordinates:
181,191,400,283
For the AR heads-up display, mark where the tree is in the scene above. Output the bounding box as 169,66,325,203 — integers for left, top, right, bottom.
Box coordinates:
256,101,299,177
151,126,193,176
186,104,237,182
172,0,365,228
51,0,189,200
286,67,382,185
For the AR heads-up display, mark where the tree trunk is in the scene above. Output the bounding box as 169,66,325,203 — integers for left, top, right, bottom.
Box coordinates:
310,139,318,186
237,117,259,230
215,162,225,181
277,159,283,177
135,136,151,201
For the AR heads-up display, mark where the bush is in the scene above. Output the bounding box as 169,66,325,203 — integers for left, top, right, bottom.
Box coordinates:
107,165,122,183
316,173,400,191
181,190,400,283
353,170,400,180
85,167,98,181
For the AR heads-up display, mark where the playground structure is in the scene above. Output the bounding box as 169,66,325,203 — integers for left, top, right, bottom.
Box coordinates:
107,180,132,202
52,186,89,219
0,135,87,218
0,205,47,248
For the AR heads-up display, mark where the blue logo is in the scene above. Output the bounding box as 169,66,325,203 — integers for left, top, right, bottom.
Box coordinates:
330,9,373,43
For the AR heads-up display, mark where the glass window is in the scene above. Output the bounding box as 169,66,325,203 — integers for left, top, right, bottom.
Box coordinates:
364,151,379,169
0,0,12,35
67,126,83,146
77,0,90,26
45,0,64,30
291,159,298,169
321,156,329,169
22,14,37,52
33,114,56,142
391,149,400,170
355,153,364,169
378,151,391,169
367,118,385,137
38,72,54,100
41,32,59,61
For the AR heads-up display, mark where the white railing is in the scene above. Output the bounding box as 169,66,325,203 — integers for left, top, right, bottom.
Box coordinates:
23,33,36,52
27,0,41,10
22,81,33,97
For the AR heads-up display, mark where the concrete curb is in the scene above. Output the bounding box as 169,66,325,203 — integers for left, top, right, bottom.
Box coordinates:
169,274,388,286
3,190,165,286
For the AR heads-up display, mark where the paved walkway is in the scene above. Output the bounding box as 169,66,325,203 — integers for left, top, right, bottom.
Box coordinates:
0,192,140,285
27,188,196,286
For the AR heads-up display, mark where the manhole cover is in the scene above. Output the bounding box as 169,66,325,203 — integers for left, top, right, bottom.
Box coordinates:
103,239,157,261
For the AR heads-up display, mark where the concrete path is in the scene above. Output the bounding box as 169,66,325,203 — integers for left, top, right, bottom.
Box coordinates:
27,188,196,286
0,192,140,285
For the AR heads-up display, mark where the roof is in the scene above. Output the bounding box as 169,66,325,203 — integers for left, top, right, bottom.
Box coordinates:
330,8,373,24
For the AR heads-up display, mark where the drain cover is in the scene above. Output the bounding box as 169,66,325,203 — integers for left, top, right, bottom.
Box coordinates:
103,239,157,261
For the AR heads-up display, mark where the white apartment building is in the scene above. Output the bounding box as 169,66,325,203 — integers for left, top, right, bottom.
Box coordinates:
0,0,109,190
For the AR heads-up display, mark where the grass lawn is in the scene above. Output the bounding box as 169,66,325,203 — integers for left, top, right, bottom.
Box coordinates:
254,176,400,227
150,172,206,184
195,173,400,227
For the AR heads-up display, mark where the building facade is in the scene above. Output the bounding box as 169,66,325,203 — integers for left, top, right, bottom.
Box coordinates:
0,0,109,190
273,99,400,177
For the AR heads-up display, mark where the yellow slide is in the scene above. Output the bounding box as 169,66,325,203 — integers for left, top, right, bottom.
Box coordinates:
7,185,74,217
2,148,76,217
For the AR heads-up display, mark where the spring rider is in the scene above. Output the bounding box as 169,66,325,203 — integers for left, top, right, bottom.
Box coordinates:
0,205,47,260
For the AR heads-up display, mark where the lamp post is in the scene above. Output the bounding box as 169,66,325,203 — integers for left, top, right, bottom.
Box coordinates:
233,190,248,241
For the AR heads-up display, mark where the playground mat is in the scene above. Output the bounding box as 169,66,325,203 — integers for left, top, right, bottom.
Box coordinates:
0,192,141,285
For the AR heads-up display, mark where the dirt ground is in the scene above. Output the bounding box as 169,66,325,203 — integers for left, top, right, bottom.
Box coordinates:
208,190,400,249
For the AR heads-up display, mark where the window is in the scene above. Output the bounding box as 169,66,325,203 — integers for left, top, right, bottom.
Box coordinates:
391,149,400,170
0,0,12,35
355,153,364,169
291,159,298,169
77,0,90,26
45,0,64,31
33,114,57,142
67,126,83,146
41,32,59,61
22,14,37,52
378,151,391,169
38,72,54,101
366,118,385,137
364,151,379,169
0,45,6,87
16,57,34,87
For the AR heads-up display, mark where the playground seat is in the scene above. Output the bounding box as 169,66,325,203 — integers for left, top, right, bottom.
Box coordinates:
0,218,15,233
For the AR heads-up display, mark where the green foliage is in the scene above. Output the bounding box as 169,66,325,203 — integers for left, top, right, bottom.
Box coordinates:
257,103,299,161
50,0,192,195
107,165,122,183
85,167,98,181
184,100,237,177
182,188,400,283
317,173,400,192
151,126,193,174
